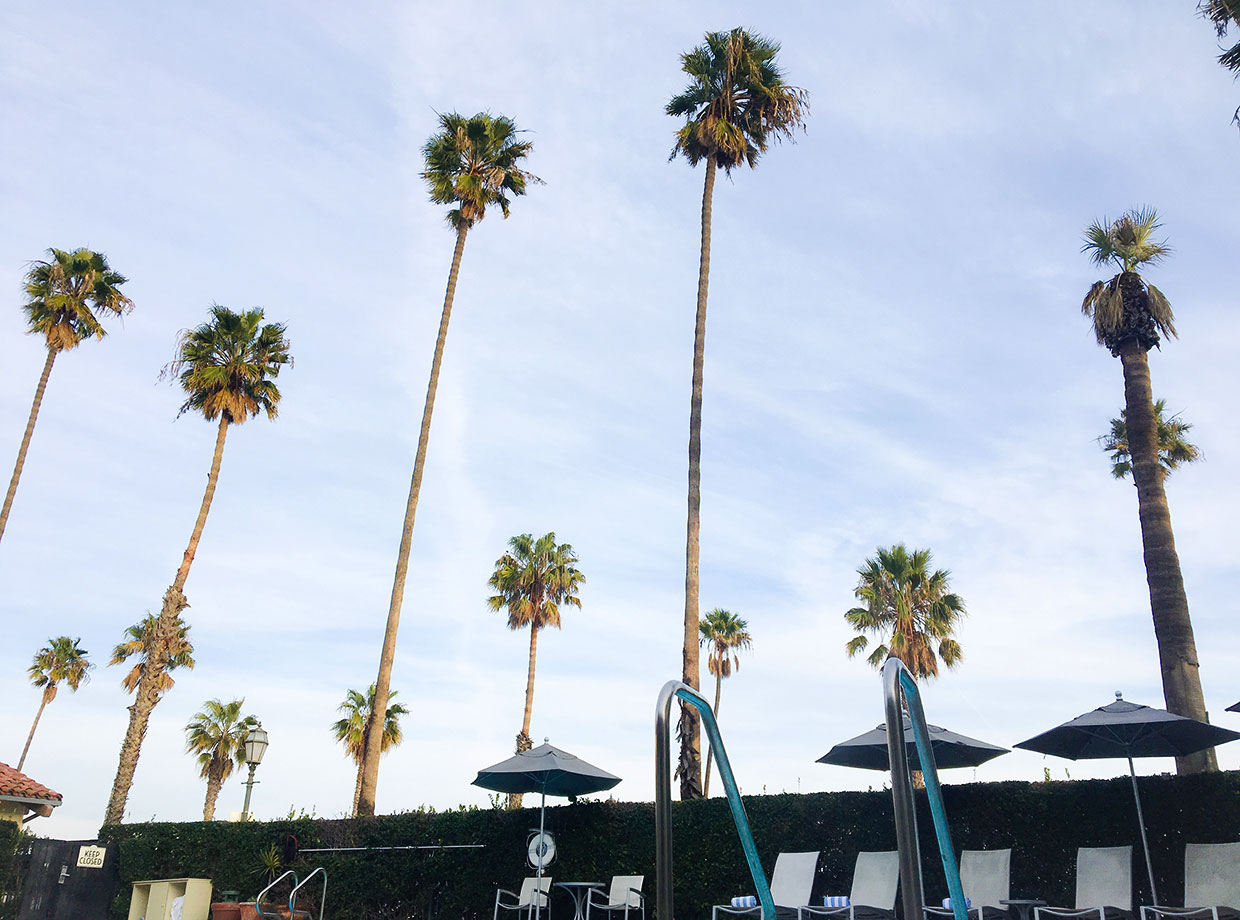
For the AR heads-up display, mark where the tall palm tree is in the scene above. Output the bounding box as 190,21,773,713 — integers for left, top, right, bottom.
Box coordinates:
110,612,196,694
1,248,132,546
487,532,584,809
104,305,291,824
331,685,409,816
184,699,258,821
17,636,92,771
357,112,540,817
698,609,751,797
844,544,965,680
1100,399,1202,481
667,29,807,799
1081,208,1215,774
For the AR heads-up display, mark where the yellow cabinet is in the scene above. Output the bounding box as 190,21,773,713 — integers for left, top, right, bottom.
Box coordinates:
127,878,213,920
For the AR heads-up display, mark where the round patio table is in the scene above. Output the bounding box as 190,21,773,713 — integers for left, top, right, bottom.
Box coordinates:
1000,899,1048,920
556,882,606,920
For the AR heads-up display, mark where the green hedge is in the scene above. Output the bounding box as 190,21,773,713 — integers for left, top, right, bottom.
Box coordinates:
99,772,1240,920
0,821,22,920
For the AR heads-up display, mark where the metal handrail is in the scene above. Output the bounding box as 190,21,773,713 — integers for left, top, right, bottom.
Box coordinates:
289,865,327,920
656,680,773,920
882,658,967,920
256,870,298,918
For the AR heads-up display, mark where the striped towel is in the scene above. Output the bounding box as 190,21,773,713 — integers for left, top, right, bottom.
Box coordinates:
823,897,851,908
942,899,972,910
731,897,758,909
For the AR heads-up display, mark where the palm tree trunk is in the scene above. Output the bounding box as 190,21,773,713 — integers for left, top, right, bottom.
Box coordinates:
16,692,51,772
703,665,722,797
104,416,231,824
508,622,541,810
680,157,716,801
352,761,364,816
203,764,223,821
358,223,470,817
173,416,230,593
0,347,57,547
1118,340,1216,773
104,587,189,825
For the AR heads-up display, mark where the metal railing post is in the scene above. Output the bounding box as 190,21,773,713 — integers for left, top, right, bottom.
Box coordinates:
656,680,772,920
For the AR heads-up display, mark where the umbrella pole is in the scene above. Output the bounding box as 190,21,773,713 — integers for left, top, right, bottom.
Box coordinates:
535,788,547,920
1128,755,1158,906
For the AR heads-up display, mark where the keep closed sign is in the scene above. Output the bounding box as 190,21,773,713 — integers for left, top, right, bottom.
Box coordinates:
76,846,106,869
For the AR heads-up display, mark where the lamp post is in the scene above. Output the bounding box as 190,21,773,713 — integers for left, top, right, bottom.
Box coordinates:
241,724,269,820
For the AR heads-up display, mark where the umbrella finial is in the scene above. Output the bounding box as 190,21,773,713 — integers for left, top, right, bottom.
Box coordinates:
1116,690,1123,700
544,736,549,743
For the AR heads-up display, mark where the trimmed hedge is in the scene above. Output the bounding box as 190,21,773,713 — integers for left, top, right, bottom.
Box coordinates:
99,772,1240,920
0,821,22,920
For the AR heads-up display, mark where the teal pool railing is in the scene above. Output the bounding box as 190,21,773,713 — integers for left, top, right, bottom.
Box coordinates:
655,680,772,920
882,657,967,920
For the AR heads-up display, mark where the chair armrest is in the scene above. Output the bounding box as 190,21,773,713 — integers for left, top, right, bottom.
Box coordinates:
798,906,853,920
1141,909,1219,920
629,889,646,904
1036,908,1106,920
496,889,522,908
715,906,762,920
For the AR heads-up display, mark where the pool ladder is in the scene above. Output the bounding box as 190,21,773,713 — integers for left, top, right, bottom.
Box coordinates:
256,866,327,920
654,658,969,920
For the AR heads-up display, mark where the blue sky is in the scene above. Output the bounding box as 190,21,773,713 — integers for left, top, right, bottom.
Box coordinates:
1,1,1238,840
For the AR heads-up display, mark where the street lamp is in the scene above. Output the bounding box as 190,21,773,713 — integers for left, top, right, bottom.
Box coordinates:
241,724,269,820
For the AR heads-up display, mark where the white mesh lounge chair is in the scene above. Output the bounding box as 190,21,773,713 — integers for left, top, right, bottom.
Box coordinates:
1034,847,1133,920
797,851,899,920
925,850,1012,920
713,851,821,920
1140,843,1240,920
586,876,645,920
495,877,553,920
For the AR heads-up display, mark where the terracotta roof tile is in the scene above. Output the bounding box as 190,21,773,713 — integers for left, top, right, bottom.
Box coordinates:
0,761,62,803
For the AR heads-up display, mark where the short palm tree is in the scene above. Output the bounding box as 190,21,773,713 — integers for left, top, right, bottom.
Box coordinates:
844,544,965,680
104,305,291,824
184,699,258,821
487,532,584,809
1100,399,1202,481
358,112,540,817
667,29,807,799
698,609,751,797
331,685,409,816
1081,208,1215,773
110,613,196,694
17,636,92,771
1,248,132,546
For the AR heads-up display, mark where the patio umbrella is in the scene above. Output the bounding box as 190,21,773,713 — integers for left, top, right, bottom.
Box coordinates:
818,717,1008,771
473,742,621,920
1015,691,1240,907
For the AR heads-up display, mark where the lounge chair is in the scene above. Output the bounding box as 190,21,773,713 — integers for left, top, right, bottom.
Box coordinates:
586,876,645,920
495,876,553,920
924,849,1012,920
1034,847,1133,920
797,851,899,920
1139,843,1240,920
713,851,820,920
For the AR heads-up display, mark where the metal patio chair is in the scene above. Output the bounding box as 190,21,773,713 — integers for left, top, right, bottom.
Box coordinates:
1035,847,1133,920
797,851,899,920
586,876,645,920
924,849,1012,920
495,876,553,920
713,851,821,920
1140,843,1240,920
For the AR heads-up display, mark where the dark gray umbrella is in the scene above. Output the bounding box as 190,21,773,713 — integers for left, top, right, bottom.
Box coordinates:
473,743,621,920
818,717,1008,771
1015,692,1240,907
1227,701,1239,713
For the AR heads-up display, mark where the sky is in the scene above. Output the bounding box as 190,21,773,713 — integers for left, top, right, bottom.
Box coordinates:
1,1,1238,843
